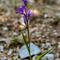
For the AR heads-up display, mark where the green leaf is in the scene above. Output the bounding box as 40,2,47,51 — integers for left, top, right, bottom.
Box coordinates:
35,49,52,60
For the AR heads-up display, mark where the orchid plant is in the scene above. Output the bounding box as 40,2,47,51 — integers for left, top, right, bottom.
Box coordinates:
16,0,32,60
16,0,52,60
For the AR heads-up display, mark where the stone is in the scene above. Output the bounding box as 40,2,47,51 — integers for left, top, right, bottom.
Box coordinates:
8,49,13,56
0,45,4,52
0,55,7,60
32,55,37,60
58,44,60,49
55,12,60,18
2,26,8,31
42,53,54,60
56,0,60,5
43,13,48,18
18,43,41,59
13,32,18,36
58,42,60,49
28,0,35,5
32,53,54,60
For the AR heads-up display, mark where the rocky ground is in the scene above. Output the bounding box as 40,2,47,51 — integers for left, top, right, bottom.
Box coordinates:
0,0,60,60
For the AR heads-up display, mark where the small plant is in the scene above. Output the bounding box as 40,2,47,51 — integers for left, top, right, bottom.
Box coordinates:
16,0,32,60
9,37,22,48
16,0,52,60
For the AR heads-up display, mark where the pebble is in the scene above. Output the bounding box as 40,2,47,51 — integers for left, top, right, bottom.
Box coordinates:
42,54,54,60
0,55,7,60
58,44,60,49
2,26,8,31
41,44,46,48
13,32,18,36
28,0,35,5
56,53,60,58
43,13,48,18
56,0,60,5
46,43,51,47
8,49,13,56
0,45,4,52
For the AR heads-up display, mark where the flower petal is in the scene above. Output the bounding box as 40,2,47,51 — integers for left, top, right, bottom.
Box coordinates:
23,0,28,4
23,15,27,24
16,6,26,15
27,10,32,17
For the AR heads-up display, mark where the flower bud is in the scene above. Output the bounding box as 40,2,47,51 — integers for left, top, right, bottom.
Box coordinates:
30,9,40,16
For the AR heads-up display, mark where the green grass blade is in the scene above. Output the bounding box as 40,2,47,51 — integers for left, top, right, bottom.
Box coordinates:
35,49,52,60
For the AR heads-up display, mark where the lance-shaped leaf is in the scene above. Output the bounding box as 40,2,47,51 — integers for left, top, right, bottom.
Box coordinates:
35,49,52,60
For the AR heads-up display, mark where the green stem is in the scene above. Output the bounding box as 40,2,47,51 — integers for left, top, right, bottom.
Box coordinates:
27,19,32,60
22,32,31,60
24,6,32,59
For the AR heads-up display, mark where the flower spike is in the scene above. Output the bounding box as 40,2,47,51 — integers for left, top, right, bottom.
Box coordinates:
23,0,28,5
